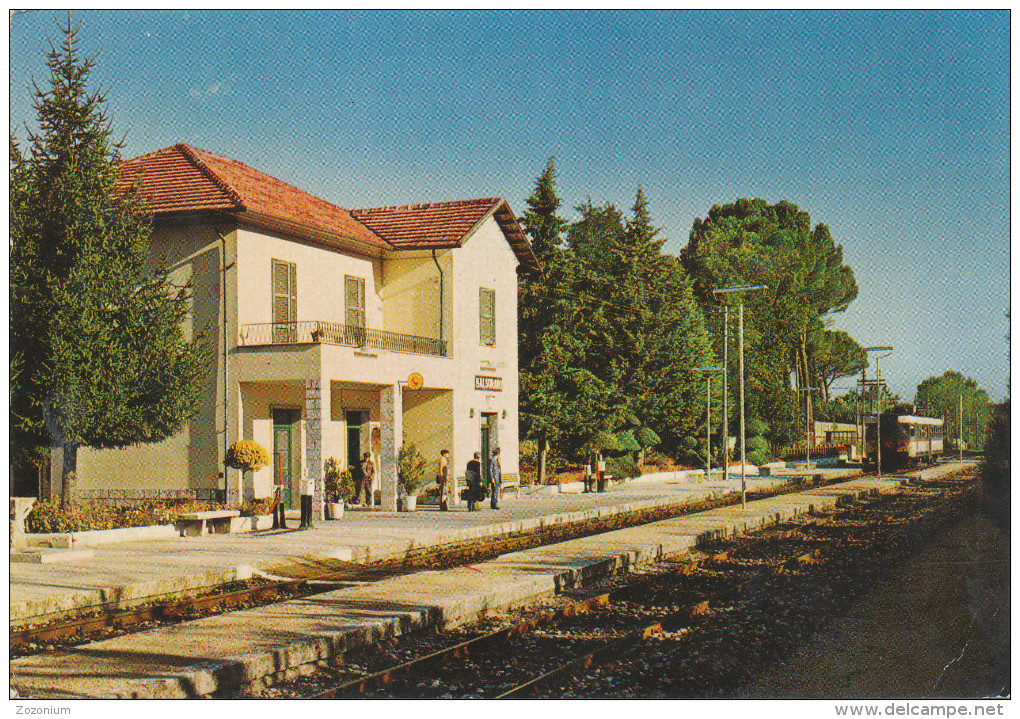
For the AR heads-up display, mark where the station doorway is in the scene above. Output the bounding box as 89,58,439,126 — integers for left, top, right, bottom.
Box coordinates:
272,408,298,508
480,412,498,485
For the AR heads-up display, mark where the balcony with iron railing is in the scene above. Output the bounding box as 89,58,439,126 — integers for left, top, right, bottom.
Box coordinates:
239,321,448,357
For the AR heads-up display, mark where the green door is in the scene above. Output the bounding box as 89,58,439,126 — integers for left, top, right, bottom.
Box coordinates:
273,409,296,508
480,413,498,485
346,411,363,476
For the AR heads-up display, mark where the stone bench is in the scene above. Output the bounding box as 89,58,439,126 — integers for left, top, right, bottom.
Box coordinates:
176,510,240,537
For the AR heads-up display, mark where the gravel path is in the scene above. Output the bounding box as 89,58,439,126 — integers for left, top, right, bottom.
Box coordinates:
733,507,1009,698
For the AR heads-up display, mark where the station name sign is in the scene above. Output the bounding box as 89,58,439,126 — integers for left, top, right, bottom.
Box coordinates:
474,375,503,392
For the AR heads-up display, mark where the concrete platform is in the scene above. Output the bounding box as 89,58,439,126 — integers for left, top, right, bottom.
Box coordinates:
9,462,974,699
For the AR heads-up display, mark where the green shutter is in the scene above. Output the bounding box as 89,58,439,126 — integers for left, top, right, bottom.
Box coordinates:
479,288,495,346
345,275,366,329
272,259,296,342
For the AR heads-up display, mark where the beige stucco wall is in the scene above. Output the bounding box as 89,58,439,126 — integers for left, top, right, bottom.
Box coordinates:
235,227,383,330
381,250,451,342
402,388,454,475
449,216,521,479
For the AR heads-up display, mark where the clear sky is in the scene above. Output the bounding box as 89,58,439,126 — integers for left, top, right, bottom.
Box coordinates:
9,10,1010,403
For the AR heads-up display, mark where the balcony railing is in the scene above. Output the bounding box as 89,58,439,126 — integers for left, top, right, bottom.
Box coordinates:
239,321,448,357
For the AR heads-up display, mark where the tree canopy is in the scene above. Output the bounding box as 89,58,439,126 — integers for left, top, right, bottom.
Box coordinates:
679,198,859,448
10,15,209,501
915,371,992,450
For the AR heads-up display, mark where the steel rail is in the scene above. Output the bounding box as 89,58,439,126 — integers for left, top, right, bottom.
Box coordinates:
10,464,938,654
308,472,975,699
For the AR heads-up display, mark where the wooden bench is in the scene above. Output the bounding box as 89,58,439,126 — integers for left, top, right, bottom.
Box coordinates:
498,473,520,499
176,510,240,537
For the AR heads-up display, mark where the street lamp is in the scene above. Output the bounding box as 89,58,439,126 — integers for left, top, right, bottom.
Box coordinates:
712,284,768,508
797,387,821,469
695,367,725,481
862,346,893,479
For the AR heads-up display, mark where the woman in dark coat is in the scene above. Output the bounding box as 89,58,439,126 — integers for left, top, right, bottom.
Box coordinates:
465,452,482,511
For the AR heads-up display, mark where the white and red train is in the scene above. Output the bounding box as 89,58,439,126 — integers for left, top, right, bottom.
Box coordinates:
864,413,944,468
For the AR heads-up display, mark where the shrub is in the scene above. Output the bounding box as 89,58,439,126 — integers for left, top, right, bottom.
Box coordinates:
24,501,216,533
635,426,661,448
225,440,270,473
398,439,429,496
240,497,275,517
607,455,642,480
324,457,357,503
643,449,674,471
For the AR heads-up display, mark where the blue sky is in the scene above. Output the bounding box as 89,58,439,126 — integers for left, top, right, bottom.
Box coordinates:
9,10,1010,402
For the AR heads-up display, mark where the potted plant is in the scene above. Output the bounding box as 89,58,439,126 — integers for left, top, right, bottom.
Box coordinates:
397,439,428,511
323,457,355,519
225,440,270,504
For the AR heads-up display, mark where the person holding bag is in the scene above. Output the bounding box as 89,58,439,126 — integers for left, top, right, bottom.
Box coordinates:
465,452,482,511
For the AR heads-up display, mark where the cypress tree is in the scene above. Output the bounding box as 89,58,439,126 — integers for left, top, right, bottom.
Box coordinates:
11,15,209,504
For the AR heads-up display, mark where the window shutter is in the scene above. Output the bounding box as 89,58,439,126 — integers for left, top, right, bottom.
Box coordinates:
479,288,495,346
345,275,366,328
272,259,297,342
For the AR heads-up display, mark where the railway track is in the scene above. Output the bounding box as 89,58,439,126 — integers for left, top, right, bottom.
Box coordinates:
11,468,861,654
252,468,977,699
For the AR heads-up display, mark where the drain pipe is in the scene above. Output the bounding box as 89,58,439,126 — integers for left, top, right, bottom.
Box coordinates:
216,228,233,503
431,249,445,354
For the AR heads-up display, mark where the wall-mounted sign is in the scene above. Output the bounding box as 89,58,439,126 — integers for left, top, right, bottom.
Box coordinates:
406,372,424,390
474,375,502,392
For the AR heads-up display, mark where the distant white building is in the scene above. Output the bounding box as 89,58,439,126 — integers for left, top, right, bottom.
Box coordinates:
73,143,537,514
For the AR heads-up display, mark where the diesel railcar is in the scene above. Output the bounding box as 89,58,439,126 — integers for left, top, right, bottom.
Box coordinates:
864,413,944,468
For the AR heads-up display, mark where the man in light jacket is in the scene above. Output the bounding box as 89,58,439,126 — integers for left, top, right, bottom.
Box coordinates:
489,446,502,510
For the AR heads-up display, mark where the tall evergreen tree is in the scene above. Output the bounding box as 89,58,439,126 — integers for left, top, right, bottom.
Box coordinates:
11,15,209,503
518,159,579,483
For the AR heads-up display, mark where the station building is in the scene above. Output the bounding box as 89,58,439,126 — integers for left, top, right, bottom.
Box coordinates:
73,143,537,514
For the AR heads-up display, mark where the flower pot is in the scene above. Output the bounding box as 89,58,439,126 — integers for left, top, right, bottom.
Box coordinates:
327,501,344,520
400,495,417,512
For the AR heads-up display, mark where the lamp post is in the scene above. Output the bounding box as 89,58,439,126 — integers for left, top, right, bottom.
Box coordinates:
863,346,893,479
713,284,768,508
797,387,821,469
695,367,725,481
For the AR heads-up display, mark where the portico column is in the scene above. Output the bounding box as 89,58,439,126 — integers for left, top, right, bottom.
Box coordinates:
304,378,329,521
380,383,401,511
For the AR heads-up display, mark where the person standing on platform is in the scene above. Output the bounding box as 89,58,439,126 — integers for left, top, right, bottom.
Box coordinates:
585,450,600,493
489,446,502,510
359,452,375,506
465,452,482,511
350,457,364,505
437,449,451,511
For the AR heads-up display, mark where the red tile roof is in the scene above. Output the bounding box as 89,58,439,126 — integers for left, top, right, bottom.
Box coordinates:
351,198,539,271
118,144,388,249
118,144,538,270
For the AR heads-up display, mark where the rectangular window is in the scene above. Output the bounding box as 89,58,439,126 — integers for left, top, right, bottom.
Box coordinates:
272,259,297,343
479,287,495,346
345,275,366,328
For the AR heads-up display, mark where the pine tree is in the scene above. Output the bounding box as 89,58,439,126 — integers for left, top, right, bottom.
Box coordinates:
518,159,583,482
11,15,210,504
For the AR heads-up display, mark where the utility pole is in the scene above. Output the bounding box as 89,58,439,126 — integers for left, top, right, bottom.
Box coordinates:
958,395,964,460
713,285,768,508
863,346,893,480
695,367,725,481
722,306,729,484
798,387,821,469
